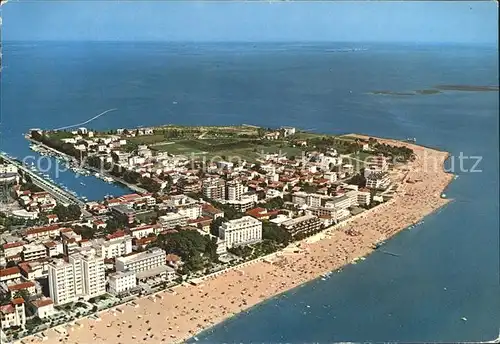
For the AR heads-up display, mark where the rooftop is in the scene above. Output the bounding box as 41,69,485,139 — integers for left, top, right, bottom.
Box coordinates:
0,267,20,277
31,298,54,308
136,265,174,280
116,247,165,264
281,214,318,227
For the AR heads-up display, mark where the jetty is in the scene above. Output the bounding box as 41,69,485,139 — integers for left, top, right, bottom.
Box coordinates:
380,250,401,257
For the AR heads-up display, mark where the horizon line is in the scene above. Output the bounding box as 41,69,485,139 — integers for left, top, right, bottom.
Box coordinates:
2,39,497,46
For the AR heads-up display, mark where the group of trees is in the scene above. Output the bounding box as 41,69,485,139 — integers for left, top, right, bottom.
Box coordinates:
151,230,218,274
262,221,291,246
31,131,86,160
52,204,81,222
309,137,363,154
371,141,415,162
347,172,367,188
261,197,284,210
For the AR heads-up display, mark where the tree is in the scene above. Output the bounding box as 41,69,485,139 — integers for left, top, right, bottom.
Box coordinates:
228,245,252,258
139,177,161,193
209,217,226,237
13,289,31,302
106,217,128,232
123,170,141,184
262,222,291,245
347,173,366,188
262,197,284,210
52,204,81,222
74,226,96,239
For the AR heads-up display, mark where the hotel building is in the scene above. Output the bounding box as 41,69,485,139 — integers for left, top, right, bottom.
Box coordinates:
108,270,137,295
92,232,133,259
115,247,166,274
219,216,262,248
281,215,322,237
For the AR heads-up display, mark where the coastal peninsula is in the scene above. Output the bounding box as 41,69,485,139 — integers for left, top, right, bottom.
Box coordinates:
370,84,499,96
2,126,452,344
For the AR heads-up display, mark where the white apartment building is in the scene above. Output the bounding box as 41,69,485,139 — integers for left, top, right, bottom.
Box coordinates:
306,194,323,208
223,193,257,212
21,243,47,262
0,299,26,329
325,195,352,210
307,206,350,223
93,234,133,259
48,259,81,305
281,214,322,237
266,189,283,199
226,180,246,201
74,251,106,299
345,190,359,207
323,171,338,183
2,242,25,258
178,203,202,220
364,166,382,178
48,250,106,305
158,213,188,229
108,270,137,295
343,184,359,192
292,192,308,206
44,241,65,258
219,216,262,248
371,154,388,170
357,190,371,206
128,224,161,239
115,247,166,274
202,178,226,200
163,195,201,220
0,163,17,175
31,298,55,319
366,172,390,190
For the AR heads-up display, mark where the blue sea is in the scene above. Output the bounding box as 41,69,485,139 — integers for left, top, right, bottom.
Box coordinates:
1,42,498,341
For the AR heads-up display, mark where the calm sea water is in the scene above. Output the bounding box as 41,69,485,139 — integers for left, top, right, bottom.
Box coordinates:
1,42,498,341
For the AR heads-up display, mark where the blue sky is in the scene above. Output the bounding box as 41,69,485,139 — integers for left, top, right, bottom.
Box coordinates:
2,1,498,44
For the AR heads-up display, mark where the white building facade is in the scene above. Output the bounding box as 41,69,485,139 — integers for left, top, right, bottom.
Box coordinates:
219,216,262,248
115,248,167,274
108,270,137,295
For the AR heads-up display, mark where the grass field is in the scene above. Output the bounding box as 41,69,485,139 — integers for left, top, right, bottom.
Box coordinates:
128,134,168,145
153,139,304,162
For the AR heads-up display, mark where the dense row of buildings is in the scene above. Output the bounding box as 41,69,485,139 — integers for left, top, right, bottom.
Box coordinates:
0,127,395,336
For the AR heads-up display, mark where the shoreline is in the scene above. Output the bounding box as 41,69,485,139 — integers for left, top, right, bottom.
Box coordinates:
21,136,455,344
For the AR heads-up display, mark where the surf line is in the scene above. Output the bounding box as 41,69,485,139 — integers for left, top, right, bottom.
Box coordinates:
53,108,118,131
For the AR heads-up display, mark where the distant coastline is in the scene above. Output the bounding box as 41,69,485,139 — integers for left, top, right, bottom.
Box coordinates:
370,84,499,96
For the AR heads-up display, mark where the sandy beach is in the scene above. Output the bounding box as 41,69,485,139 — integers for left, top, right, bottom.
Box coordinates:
22,138,454,344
